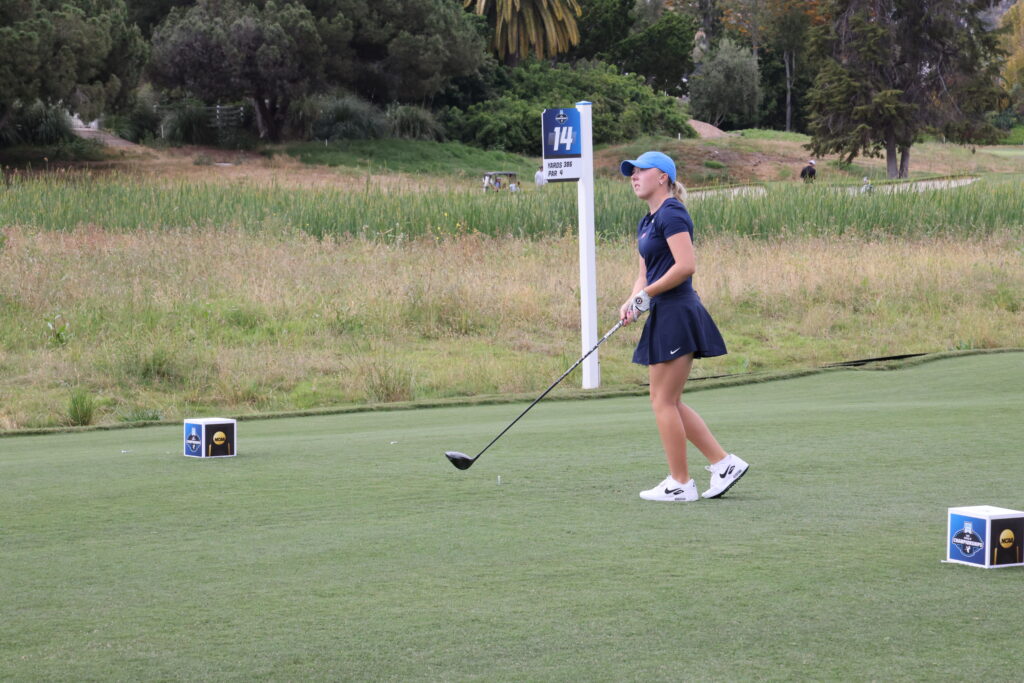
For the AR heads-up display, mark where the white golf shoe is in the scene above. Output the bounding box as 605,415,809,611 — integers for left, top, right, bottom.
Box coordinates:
701,454,749,499
639,475,698,502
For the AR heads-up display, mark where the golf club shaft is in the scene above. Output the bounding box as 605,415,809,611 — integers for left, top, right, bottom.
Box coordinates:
470,320,624,460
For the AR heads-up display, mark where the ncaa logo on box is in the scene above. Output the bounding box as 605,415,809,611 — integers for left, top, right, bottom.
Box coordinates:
183,418,237,458
946,506,1024,568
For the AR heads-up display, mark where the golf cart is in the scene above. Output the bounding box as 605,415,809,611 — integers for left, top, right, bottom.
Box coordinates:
482,171,520,192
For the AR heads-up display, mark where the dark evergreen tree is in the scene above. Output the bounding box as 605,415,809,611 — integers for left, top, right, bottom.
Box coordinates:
149,0,326,141
126,0,192,37
806,0,1004,178
606,11,698,95
0,0,146,135
570,0,635,60
335,0,487,102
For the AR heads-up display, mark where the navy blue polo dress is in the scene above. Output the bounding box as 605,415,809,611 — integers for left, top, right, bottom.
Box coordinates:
633,198,727,366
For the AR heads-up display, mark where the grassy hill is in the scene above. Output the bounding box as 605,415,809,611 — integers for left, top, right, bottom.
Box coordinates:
276,130,1024,187
10,125,1024,188
595,131,1024,186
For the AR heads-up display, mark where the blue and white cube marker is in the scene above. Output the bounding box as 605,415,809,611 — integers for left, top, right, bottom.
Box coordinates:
946,505,1024,568
183,418,237,458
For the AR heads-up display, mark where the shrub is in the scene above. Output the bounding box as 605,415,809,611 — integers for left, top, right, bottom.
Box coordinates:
101,85,163,143
161,99,218,145
444,60,693,154
50,137,106,161
300,94,392,141
0,101,75,147
23,102,75,145
442,96,539,152
68,387,96,426
1001,125,1024,144
361,358,415,403
387,104,444,141
987,108,1020,131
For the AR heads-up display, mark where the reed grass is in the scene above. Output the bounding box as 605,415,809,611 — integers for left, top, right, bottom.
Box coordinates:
4,170,1024,240
66,387,95,426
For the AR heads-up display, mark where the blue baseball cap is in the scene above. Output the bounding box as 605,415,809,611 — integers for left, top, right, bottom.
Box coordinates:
620,151,676,183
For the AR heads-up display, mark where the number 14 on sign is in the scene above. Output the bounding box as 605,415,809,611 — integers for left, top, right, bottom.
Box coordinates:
549,126,574,152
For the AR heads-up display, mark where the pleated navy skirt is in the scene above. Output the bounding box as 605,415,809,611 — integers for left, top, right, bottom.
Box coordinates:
633,294,727,366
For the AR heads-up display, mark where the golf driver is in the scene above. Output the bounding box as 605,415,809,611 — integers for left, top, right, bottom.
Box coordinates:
445,320,624,470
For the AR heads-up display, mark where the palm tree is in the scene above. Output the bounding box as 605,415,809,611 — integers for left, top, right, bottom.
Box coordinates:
464,0,582,65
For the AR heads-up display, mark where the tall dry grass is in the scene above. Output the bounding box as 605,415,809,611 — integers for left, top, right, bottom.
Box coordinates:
1,225,1021,429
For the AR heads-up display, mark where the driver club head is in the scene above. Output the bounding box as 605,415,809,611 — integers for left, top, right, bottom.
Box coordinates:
445,451,476,470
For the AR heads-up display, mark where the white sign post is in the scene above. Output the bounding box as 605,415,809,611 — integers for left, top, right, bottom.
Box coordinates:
542,102,599,389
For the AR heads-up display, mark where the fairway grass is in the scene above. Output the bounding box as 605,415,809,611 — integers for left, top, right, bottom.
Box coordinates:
2,353,1022,680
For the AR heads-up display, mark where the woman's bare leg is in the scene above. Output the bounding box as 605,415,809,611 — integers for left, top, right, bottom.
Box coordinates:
648,354,695,483
677,402,728,465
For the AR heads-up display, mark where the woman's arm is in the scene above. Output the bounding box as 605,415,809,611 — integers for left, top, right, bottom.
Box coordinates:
644,231,695,297
630,253,647,296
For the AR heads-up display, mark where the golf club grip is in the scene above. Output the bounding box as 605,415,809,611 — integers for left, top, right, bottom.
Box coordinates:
473,321,624,458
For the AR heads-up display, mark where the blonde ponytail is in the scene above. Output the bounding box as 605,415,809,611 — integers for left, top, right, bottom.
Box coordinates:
670,179,687,202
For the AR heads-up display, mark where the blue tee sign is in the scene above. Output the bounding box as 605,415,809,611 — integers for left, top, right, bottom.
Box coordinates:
542,108,582,182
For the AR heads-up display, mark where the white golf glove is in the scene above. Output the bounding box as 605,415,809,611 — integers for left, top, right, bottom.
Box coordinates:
630,289,651,313
620,289,650,324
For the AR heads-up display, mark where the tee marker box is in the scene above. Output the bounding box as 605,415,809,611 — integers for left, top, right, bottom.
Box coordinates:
183,418,237,458
946,506,1024,568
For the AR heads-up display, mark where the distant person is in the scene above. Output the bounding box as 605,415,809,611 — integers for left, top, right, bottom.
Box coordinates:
534,166,547,187
509,180,519,192
800,160,816,183
618,150,749,502
860,176,873,194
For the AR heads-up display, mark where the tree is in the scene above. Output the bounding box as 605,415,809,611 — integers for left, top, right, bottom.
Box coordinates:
464,0,582,64
765,0,825,132
723,0,824,131
689,37,762,128
806,0,1004,178
720,0,770,57
328,0,488,103
999,1,1024,104
666,0,723,40
149,0,326,141
0,0,146,135
606,11,698,95
125,0,192,37
570,0,634,60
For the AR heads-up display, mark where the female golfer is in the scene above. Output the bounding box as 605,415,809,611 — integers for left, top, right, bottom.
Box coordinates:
618,151,748,502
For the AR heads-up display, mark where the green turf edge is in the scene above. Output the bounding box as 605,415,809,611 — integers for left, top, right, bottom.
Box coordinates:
3,347,1019,439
